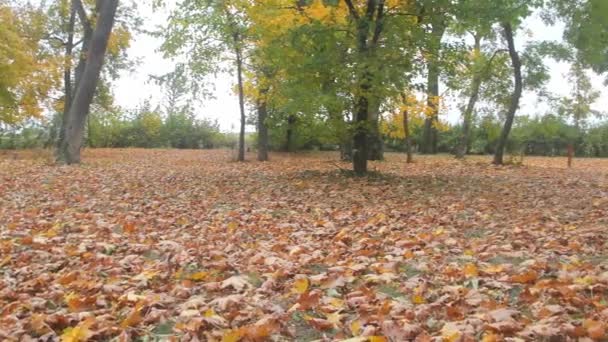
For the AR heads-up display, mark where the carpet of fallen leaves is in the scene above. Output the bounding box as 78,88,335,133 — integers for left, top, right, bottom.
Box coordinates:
1,149,608,342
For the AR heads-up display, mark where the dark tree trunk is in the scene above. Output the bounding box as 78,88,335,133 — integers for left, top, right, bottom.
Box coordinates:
493,22,522,165
403,109,413,164
56,0,118,164
353,94,369,175
72,0,94,95
257,89,269,161
235,42,246,162
284,114,296,152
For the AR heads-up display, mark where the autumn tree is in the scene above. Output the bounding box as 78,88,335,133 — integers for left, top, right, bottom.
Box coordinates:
56,0,120,164
162,0,250,161
0,2,61,125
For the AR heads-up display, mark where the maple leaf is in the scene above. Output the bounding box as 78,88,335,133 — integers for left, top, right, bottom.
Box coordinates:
292,277,309,294
61,318,94,342
221,275,252,292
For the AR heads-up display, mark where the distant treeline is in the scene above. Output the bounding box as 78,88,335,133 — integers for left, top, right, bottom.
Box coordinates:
3,107,608,158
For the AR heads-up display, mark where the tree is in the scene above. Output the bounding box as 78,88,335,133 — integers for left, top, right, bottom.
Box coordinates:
493,22,522,165
553,0,608,76
162,0,250,161
56,0,120,164
0,2,61,124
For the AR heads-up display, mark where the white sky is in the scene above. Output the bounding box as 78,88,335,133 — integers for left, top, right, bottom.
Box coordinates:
112,3,608,132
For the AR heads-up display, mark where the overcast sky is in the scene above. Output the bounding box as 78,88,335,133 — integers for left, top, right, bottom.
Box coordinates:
112,2,608,132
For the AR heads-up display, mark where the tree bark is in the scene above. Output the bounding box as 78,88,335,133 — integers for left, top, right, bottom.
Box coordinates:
493,22,522,165
421,22,445,155
403,109,413,164
257,88,269,161
56,0,119,164
422,62,439,154
367,99,384,160
456,35,483,159
235,40,246,162
56,1,76,148
284,114,296,152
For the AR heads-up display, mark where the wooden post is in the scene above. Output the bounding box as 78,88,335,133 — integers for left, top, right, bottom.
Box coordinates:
567,144,574,168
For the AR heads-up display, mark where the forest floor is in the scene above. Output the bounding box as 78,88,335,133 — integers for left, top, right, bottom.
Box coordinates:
1,149,608,341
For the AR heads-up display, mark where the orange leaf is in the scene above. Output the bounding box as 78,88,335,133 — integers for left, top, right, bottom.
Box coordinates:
464,263,478,278
584,320,606,339
509,270,538,284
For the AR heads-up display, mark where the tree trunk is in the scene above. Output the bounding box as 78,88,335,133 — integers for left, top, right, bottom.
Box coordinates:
422,62,440,154
367,99,384,160
284,114,296,152
456,36,482,159
421,22,445,155
56,0,118,164
353,94,369,175
235,42,246,162
257,89,269,161
403,109,413,163
57,1,76,147
493,22,522,165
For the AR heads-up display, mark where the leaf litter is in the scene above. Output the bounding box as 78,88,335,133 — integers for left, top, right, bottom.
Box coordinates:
1,149,607,341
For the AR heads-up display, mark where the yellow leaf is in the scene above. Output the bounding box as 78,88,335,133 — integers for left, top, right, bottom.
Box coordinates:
326,312,342,325
61,318,94,342
482,265,505,274
227,221,238,232
481,332,500,342
368,337,388,342
120,302,143,329
350,319,362,336
222,329,243,342
464,263,478,278
411,294,426,305
441,326,462,342
433,228,445,236
574,276,595,285
0,255,11,267
292,277,309,294
204,308,216,317
189,271,208,281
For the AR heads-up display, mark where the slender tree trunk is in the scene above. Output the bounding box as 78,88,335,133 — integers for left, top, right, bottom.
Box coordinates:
257,88,269,161
493,22,522,165
456,77,481,158
235,43,246,162
58,2,76,146
456,35,482,159
422,62,440,154
284,114,295,152
367,99,384,160
56,0,119,164
403,109,413,163
421,23,445,155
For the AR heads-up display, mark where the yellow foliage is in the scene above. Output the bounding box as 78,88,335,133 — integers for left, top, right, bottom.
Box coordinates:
0,4,61,123
382,93,449,140
61,318,94,342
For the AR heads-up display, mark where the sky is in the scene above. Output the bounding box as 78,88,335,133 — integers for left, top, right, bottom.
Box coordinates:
112,2,608,132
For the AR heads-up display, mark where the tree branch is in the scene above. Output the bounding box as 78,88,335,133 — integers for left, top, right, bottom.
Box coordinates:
74,0,92,33
371,0,385,46
344,0,360,20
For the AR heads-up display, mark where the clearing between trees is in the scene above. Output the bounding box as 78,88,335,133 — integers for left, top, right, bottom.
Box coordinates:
1,150,607,341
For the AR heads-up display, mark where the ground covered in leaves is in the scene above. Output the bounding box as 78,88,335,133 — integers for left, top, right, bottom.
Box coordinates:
1,149,608,341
